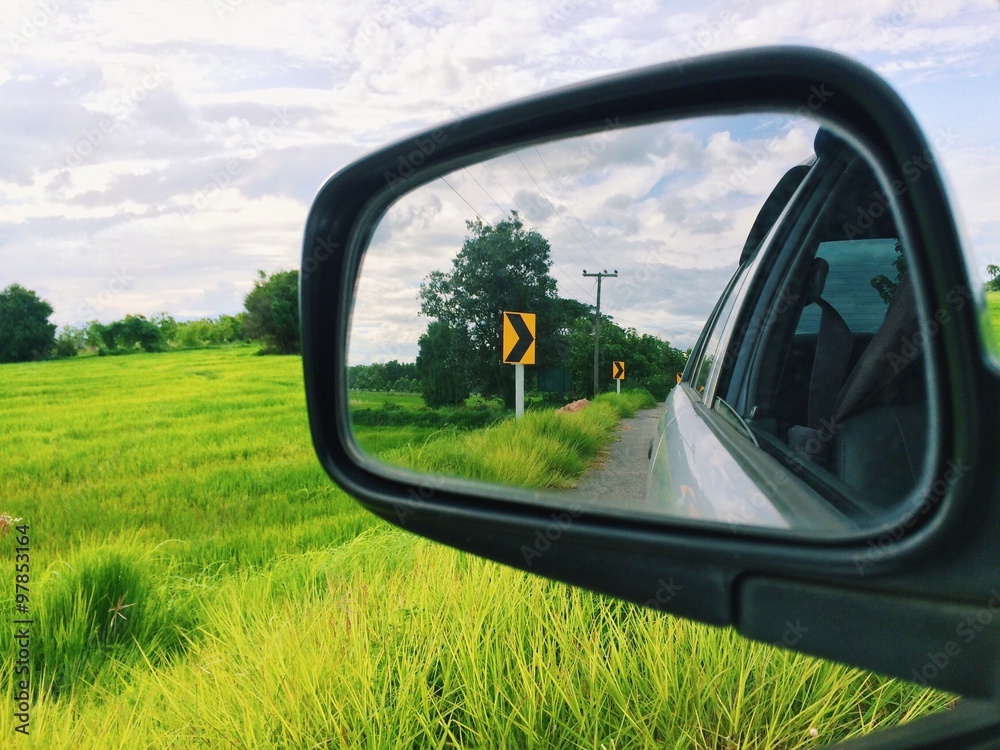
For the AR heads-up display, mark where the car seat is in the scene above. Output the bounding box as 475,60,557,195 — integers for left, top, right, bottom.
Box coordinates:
830,273,928,509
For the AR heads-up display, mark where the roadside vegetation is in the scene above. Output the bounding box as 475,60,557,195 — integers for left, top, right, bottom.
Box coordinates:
0,348,954,748
376,390,656,489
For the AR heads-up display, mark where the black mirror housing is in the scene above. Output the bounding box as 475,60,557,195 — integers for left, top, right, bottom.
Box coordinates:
301,46,1000,701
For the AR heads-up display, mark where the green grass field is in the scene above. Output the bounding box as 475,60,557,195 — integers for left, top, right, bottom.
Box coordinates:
350,391,428,409
0,348,953,748
986,291,1000,353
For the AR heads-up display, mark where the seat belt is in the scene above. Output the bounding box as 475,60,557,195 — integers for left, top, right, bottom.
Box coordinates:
833,275,918,424
808,298,853,430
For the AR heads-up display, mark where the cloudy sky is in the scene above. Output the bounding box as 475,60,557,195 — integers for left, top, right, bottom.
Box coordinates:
353,115,819,362
2,0,998,361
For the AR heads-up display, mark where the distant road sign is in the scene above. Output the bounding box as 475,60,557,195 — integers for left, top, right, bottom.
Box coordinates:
613,361,625,380
502,312,535,365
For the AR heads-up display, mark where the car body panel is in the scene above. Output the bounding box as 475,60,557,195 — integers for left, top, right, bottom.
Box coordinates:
647,385,789,527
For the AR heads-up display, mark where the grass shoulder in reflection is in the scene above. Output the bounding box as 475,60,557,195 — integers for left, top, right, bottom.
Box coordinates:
363,390,657,489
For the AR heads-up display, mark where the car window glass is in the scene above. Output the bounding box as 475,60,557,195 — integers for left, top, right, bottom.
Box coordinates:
795,238,902,335
691,270,745,399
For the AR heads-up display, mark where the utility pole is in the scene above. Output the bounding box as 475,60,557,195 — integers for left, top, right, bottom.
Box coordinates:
582,269,617,398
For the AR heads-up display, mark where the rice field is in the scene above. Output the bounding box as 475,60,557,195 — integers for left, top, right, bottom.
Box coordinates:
0,348,953,748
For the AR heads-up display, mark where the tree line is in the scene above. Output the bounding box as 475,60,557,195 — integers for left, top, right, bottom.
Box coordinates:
50,312,252,358
0,269,301,363
348,360,419,393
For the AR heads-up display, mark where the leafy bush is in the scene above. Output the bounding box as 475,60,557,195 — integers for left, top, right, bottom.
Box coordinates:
173,314,248,349
52,326,85,359
98,315,167,353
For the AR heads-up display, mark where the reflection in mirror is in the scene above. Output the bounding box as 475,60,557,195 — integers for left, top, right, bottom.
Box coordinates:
348,112,935,539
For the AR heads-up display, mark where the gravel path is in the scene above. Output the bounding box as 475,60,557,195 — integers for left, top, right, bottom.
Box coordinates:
574,404,665,509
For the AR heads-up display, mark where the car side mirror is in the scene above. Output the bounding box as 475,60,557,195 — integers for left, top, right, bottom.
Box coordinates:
300,46,1000,715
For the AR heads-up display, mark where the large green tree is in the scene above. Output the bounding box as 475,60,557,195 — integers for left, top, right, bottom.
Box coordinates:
0,284,57,363
244,270,300,354
418,212,572,405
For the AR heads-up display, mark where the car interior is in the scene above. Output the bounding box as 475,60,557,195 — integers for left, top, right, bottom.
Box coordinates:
717,139,931,523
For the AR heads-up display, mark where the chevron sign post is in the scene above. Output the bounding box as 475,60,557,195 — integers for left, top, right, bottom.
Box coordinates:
502,311,535,419
613,360,625,394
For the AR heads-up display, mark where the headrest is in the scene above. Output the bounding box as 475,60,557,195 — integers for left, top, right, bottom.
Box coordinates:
803,257,830,306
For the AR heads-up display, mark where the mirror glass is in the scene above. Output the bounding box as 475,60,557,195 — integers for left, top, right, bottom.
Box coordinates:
347,112,936,538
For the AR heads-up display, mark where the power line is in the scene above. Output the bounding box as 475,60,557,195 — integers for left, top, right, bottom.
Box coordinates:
463,167,509,221
441,164,713,328
481,146,733,311
480,161,517,206
519,149,717,316
526,148,734,310
470,160,596,304
441,167,720,332
480,154,679,306
439,175,491,227
533,147,605,258
513,152,607,270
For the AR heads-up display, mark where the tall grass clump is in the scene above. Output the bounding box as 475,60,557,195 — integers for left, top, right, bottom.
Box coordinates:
593,387,658,415
29,540,201,697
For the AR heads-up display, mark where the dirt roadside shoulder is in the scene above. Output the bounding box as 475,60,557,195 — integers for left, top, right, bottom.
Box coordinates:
573,404,664,508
